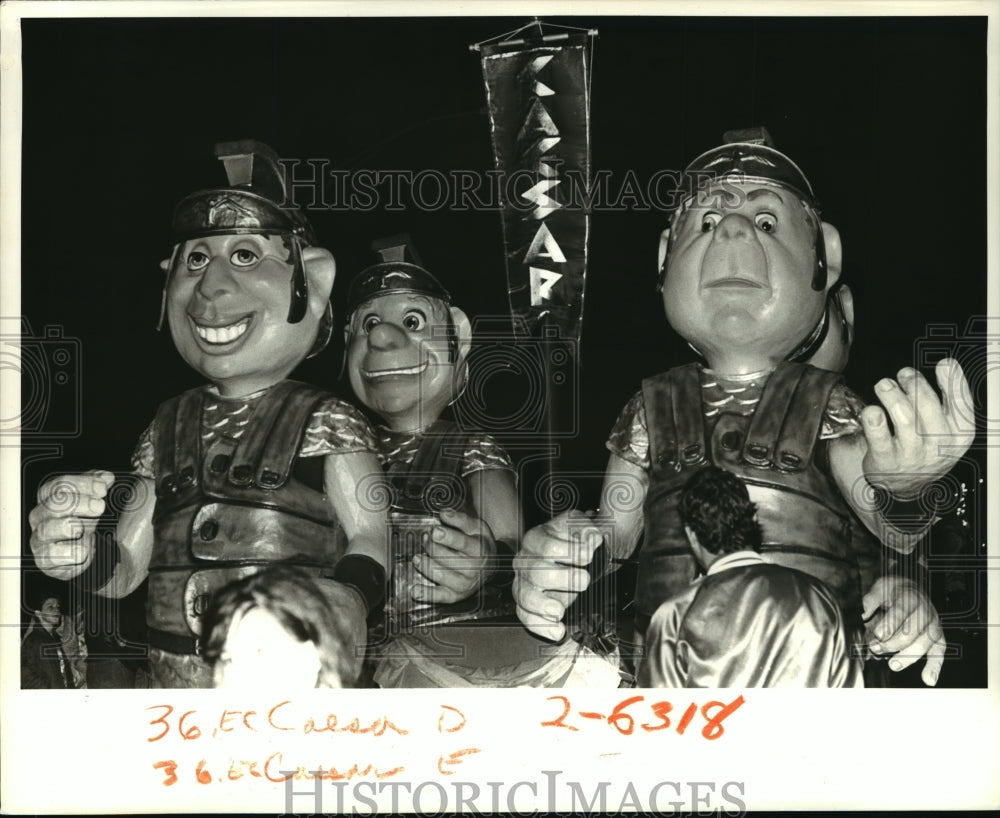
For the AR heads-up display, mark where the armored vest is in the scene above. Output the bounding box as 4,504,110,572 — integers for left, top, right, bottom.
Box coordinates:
146,380,348,653
384,419,515,633
637,362,881,622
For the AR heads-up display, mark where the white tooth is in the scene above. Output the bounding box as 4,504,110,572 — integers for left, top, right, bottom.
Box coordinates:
196,318,250,344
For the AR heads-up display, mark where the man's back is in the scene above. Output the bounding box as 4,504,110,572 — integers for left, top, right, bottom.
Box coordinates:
639,553,863,688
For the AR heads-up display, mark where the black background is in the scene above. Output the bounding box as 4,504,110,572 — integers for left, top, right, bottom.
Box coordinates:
17,15,989,685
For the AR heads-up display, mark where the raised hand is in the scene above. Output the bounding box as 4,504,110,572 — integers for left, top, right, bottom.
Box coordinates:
861,358,974,498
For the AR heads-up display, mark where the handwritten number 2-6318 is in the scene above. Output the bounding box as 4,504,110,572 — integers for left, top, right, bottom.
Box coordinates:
541,694,745,739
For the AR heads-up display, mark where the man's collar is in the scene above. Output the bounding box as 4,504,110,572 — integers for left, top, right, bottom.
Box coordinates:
706,550,767,577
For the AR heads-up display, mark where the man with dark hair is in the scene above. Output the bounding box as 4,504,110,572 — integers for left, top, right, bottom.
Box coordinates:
21,594,74,689
638,466,863,687
677,465,764,557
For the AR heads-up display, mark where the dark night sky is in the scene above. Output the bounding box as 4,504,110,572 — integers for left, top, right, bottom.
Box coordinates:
16,15,989,681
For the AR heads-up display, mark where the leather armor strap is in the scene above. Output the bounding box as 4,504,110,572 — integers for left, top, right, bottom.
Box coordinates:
407,419,462,501
642,372,675,468
775,365,841,471
147,626,200,656
255,383,328,489
742,363,842,471
152,395,179,490
743,363,804,467
174,390,203,488
672,364,706,467
153,387,205,496
389,419,469,515
228,380,299,488
643,364,706,470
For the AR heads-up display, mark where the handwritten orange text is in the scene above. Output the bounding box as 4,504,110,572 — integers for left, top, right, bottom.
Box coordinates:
152,754,406,786
541,694,745,740
146,701,409,742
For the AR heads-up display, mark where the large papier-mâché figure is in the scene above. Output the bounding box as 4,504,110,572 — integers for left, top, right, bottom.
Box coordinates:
344,242,621,687
513,130,974,686
29,141,388,688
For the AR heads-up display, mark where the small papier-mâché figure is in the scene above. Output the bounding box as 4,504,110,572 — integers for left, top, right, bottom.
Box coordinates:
344,240,622,687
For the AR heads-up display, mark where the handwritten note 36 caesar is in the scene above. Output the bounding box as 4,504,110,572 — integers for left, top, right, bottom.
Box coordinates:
144,694,746,788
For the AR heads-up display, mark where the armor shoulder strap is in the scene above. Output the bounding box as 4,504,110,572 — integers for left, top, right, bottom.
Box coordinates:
742,362,841,470
257,382,334,489
642,364,704,469
401,419,468,512
226,380,321,489
153,387,203,493
775,365,843,470
411,419,465,484
410,419,465,474
742,363,805,467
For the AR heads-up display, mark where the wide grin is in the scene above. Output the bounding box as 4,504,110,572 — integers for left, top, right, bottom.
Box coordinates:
362,361,429,380
194,317,251,345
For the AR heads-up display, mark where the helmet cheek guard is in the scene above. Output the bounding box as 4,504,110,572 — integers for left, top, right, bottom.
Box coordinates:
157,243,184,333
284,232,309,325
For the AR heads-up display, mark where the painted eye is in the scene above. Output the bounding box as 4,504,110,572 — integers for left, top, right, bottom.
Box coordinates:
231,248,259,267
755,213,777,233
402,310,427,331
361,314,381,333
700,213,721,232
186,251,210,271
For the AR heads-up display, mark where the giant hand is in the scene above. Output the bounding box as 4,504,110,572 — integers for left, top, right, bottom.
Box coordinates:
860,358,974,498
28,470,116,581
862,576,947,686
512,510,604,641
410,508,495,605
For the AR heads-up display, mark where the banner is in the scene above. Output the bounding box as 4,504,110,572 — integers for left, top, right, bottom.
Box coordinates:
478,32,593,341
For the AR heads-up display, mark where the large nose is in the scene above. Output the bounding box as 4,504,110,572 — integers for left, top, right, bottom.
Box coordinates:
195,256,237,300
713,212,754,242
367,321,408,351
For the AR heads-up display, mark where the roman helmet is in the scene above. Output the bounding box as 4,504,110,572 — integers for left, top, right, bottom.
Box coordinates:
345,235,459,364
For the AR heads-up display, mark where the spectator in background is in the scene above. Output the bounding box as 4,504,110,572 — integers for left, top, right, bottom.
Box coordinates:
21,594,74,689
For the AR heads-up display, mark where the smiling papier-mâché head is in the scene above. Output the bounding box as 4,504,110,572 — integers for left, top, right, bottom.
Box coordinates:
344,238,472,432
160,140,336,398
